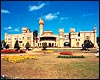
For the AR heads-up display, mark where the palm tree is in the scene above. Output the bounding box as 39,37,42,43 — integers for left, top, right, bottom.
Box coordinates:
14,40,20,51
25,42,30,50
33,30,38,43
1,40,6,49
82,40,94,50
5,44,9,49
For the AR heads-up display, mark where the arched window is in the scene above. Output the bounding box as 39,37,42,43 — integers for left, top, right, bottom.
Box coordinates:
49,43,51,47
52,43,54,47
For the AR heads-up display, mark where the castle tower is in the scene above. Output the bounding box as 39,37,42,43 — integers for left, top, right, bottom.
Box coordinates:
59,28,64,47
59,28,64,37
39,18,44,36
70,28,76,47
93,24,98,48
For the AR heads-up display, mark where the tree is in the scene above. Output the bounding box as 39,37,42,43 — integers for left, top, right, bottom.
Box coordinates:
25,42,30,50
82,40,94,50
14,40,20,50
5,44,9,49
33,30,38,43
1,40,6,48
42,43,47,50
97,36,99,47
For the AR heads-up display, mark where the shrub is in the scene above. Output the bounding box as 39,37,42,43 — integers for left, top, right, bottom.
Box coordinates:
5,44,9,49
57,55,85,58
25,42,30,50
42,43,47,50
1,75,12,79
60,52,73,55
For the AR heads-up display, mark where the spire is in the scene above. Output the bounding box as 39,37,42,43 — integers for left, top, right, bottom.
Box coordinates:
39,18,44,25
93,24,96,32
94,24,96,29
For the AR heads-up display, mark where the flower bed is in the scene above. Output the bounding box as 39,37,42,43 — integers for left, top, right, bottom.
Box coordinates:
46,50,54,52
58,55,85,58
1,55,37,63
60,52,73,55
1,49,18,53
1,49,26,54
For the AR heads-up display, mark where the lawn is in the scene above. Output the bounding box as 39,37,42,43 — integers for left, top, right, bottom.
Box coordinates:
1,52,99,79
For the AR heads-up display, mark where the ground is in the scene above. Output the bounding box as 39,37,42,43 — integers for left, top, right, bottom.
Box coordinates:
1,51,99,79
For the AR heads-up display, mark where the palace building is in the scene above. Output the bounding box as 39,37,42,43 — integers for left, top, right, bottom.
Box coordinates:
5,18,98,48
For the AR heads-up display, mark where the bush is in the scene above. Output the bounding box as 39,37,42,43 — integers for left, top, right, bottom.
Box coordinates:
42,43,47,50
57,55,85,58
60,52,73,55
1,75,12,79
25,42,30,50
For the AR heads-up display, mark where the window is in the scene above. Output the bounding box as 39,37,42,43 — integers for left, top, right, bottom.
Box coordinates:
78,39,80,41
15,38,17,40
19,38,21,40
23,44,24,46
38,43,39,46
86,36,90,40
76,42,79,47
27,37,31,40
19,41,22,43
76,39,77,41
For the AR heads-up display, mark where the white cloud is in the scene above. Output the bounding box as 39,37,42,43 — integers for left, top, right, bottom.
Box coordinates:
44,12,60,20
60,17,69,20
1,9,10,13
82,13,94,17
4,26,12,30
29,3,45,11
4,26,19,32
14,28,19,32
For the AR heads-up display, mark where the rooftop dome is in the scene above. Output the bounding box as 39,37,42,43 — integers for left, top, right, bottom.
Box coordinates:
39,18,44,25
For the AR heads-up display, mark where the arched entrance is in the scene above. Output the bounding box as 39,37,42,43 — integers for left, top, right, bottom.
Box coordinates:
52,43,54,47
64,42,70,47
49,43,51,47
42,42,47,47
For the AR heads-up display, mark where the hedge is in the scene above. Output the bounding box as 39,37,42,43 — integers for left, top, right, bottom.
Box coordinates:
57,55,85,58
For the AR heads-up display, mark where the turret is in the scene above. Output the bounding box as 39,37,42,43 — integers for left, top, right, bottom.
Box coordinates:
39,18,44,36
93,24,96,32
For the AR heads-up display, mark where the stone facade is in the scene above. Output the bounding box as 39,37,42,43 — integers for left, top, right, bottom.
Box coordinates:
5,19,98,48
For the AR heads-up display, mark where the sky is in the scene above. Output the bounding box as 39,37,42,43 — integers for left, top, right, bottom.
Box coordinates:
1,1,99,40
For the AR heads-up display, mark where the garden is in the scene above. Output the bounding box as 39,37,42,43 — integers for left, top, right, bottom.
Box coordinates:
1,50,99,79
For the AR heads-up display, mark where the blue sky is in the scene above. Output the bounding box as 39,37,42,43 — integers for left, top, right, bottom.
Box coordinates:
1,1,99,40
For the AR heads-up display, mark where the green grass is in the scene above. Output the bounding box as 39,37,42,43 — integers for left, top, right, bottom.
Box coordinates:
52,61,99,79
46,48,97,53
